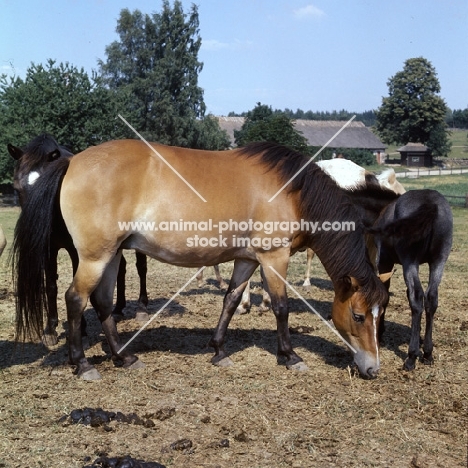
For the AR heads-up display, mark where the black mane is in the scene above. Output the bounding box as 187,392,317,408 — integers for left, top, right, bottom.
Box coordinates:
238,142,388,305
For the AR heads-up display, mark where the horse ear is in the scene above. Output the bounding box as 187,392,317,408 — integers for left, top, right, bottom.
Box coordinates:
8,144,24,160
335,276,360,300
379,271,394,283
47,149,61,161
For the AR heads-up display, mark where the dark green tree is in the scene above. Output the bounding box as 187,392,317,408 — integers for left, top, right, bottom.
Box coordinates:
234,102,310,153
375,57,451,156
99,2,228,149
0,60,120,183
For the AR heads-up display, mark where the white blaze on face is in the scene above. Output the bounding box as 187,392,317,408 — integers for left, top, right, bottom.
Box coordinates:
372,304,380,363
27,171,40,186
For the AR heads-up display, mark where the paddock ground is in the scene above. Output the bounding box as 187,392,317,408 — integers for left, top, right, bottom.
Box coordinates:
0,206,466,467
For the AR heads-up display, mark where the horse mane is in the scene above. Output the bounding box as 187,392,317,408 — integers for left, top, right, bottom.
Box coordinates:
238,142,387,305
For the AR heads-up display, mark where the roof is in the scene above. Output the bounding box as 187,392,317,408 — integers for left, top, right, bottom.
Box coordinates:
217,117,386,150
397,143,430,153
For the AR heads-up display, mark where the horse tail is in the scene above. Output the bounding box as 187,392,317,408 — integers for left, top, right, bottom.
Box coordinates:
11,157,71,341
369,203,437,242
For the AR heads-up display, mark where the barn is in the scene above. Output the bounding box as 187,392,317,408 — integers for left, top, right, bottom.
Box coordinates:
217,117,387,163
397,142,433,167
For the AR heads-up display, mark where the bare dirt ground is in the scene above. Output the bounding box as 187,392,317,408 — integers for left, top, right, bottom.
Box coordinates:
0,206,466,467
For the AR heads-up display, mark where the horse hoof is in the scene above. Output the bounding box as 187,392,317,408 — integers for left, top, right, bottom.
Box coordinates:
135,311,149,322
287,361,309,372
421,355,434,366
235,306,249,315
80,368,102,381
403,359,416,371
127,359,145,370
212,356,234,367
42,333,58,348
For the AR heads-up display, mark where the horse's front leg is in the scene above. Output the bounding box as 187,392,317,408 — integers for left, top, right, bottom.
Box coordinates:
260,258,307,371
209,259,259,366
403,264,424,371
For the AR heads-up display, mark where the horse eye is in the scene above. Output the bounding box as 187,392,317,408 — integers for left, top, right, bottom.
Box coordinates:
352,311,365,323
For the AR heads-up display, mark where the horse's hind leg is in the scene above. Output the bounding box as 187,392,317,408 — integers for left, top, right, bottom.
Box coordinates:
302,248,315,287
421,262,445,365
209,259,259,366
213,264,228,289
66,253,140,380
113,254,127,320
135,252,149,322
403,264,424,371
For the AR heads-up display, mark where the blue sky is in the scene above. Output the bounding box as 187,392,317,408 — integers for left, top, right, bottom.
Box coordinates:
1,0,467,116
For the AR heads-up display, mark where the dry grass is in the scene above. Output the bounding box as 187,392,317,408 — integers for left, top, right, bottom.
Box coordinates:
0,207,467,467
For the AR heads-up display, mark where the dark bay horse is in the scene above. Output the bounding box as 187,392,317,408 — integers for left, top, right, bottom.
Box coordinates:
8,135,149,345
369,189,453,371
13,141,391,380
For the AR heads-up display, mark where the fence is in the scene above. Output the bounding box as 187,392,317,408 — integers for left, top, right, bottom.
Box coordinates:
441,194,468,208
397,166,468,178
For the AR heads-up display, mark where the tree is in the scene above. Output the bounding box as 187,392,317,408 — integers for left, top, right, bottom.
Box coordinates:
234,103,310,153
375,57,451,156
99,2,228,149
0,60,120,183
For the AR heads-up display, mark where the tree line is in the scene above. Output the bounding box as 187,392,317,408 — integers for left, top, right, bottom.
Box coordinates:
0,1,457,183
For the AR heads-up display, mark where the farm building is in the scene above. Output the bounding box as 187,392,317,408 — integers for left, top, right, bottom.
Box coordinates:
217,117,387,162
397,142,433,167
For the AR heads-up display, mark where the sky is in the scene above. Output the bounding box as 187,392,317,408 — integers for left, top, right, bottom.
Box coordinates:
1,0,467,116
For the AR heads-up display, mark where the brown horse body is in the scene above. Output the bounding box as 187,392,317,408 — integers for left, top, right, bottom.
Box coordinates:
14,141,391,380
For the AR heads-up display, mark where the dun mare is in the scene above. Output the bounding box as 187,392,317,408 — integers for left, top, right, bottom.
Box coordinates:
369,189,453,370
8,135,149,345
13,141,392,380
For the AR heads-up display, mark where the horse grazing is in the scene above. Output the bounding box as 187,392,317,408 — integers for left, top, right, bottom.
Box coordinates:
237,159,405,313
369,189,453,371
13,140,391,380
8,135,149,345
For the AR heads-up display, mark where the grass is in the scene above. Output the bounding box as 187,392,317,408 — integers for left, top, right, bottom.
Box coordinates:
384,129,468,159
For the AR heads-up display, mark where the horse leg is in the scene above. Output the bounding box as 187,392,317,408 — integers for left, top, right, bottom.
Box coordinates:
91,252,144,372
259,257,307,371
235,280,251,315
65,253,131,380
112,255,127,321
258,266,271,312
377,254,394,343
213,264,228,289
135,252,149,322
43,245,59,347
302,248,315,287
209,259,259,366
421,262,445,365
196,268,204,287
403,264,424,371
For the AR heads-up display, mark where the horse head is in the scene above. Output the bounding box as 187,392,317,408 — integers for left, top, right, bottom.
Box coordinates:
8,134,73,206
331,272,393,379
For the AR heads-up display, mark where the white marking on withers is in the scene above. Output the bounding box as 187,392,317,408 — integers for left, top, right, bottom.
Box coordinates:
27,171,40,185
372,304,380,364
